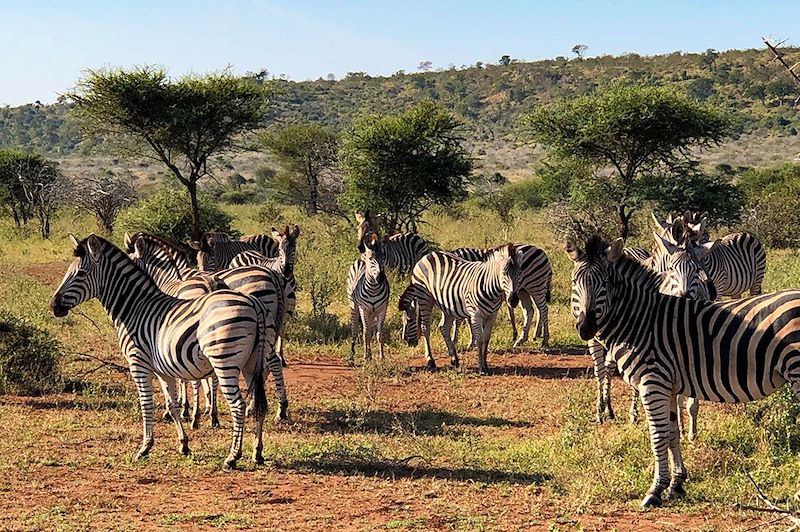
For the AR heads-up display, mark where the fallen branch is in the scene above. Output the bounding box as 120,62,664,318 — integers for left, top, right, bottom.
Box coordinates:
72,308,104,333
73,351,128,374
735,467,800,529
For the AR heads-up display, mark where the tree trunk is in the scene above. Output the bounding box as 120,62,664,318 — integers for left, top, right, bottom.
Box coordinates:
187,181,201,241
307,160,319,215
617,205,631,240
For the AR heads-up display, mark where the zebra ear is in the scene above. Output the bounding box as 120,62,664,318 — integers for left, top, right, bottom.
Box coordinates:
652,212,669,231
271,227,280,239
68,233,81,251
606,238,625,262
86,234,103,261
123,232,132,251
654,232,678,255
132,238,145,258
187,240,202,252
291,225,301,239
355,211,365,224
564,239,583,261
695,240,719,259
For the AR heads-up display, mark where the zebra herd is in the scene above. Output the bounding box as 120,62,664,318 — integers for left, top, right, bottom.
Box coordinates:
50,207,794,508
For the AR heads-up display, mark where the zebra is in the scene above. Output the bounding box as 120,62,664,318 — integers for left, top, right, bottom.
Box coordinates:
449,244,552,348
126,232,294,375
347,234,390,365
50,234,285,469
355,211,429,273
190,232,278,271
566,234,800,508
398,245,521,374
125,233,223,428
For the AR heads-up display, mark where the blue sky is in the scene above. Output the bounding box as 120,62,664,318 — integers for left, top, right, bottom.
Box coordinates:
1,0,799,106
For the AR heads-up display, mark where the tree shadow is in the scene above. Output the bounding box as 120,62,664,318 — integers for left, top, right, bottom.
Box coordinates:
482,365,593,379
310,407,535,436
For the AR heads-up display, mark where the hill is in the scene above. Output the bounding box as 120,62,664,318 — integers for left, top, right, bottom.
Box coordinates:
3,47,800,178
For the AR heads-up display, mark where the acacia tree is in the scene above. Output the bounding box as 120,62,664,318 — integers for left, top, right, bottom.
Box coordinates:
70,172,137,233
69,67,271,239
259,123,341,216
14,154,66,238
521,82,731,238
340,101,472,233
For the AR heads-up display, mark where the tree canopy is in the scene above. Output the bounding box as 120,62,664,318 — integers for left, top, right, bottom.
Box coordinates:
521,81,731,238
69,67,272,239
340,101,473,233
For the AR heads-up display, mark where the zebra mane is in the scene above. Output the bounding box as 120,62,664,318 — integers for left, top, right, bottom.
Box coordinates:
131,232,191,264
79,235,158,281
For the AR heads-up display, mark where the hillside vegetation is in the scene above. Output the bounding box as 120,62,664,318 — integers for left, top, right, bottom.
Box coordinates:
4,47,800,173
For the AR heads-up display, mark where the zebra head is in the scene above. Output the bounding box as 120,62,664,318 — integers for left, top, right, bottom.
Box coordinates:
655,233,715,301
398,284,419,346
126,233,184,284
188,236,216,272
361,233,386,282
490,243,521,308
50,234,107,317
271,224,300,275
565,235,625,341
355,210,378,253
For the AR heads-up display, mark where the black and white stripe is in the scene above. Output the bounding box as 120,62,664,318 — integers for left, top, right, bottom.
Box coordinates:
50,234,286,469
567,234,800,508
347,234,390,365
398,245,520,374
355,211,429,273
450,244,552,348
191,232,278,272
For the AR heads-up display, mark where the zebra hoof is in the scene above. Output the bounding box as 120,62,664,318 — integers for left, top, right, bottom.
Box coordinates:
179,442,191,456
280,357,288,368
277,400,289,421
607,408,615,421
253,451,264,465
222,459,237,471
425,360,437,371
641,493,662,508
211,417,220,429
162,411,173,422
134,446,151,461
191,417,200,430
665,482,686,500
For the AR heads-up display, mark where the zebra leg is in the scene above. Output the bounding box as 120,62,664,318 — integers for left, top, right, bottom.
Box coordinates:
640,382,672,508
507,301,519,346
685,397,699,442
158,375,190,456
131,369,156,460
419,298,436,371
512,290,533,347
589,338,609,423
480,313,498,375
376,306,387,361
203,376,220,428
265,346,289,422
438,314,459,368
191,380,202,430
241,358,266,465
276,334,287,368
218,375,246,470
361,308,374,363
180,380,191,421
666,394,688,500
348,305,359,367
629,386,640,424
536,293,550,349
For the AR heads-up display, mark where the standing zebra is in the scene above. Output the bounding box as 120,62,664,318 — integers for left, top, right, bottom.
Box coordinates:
398,245,521,374
50,234,284,469
347,234,390,365
230,225,301,366
450,244,552,348
191,232,278,271
126,232,293,378
566,234,800,507
125,233,223,428
355,211,429,273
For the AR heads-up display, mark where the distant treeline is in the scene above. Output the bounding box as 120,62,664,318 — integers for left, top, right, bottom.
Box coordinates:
3,47,800,155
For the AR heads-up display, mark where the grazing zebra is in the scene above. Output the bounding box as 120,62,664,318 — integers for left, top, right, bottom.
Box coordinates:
126,232,293,375
398,245,521,374
125,233,222,428
355,211,428,273
191,232,278,271
566,234,800,508
450,244,552,348
347,234,390,365
50,234,285,469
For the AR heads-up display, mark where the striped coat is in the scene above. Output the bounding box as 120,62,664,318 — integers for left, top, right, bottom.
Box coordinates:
567,234,800,508
191,232,278,272
50,234,286,469
355,211,428,273
347,235,390,364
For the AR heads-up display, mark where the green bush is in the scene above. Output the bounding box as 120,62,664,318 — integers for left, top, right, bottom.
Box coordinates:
117,186,235,244
746,384,800,458
737,163,800,248
0,309,63,395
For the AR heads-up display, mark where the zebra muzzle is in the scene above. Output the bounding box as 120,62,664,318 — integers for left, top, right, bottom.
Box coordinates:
576,311,597,341
49,294,70,317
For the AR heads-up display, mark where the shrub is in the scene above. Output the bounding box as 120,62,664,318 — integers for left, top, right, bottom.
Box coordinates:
739,163,800,248
0,309,63,395
117,186,235,244
746,384,800,457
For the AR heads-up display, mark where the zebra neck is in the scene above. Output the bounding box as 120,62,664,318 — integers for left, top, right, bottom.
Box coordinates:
596,269,660,349
476,260,504,300
97,255,169,324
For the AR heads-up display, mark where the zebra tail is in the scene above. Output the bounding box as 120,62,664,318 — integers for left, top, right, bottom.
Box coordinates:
250,299,269,420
